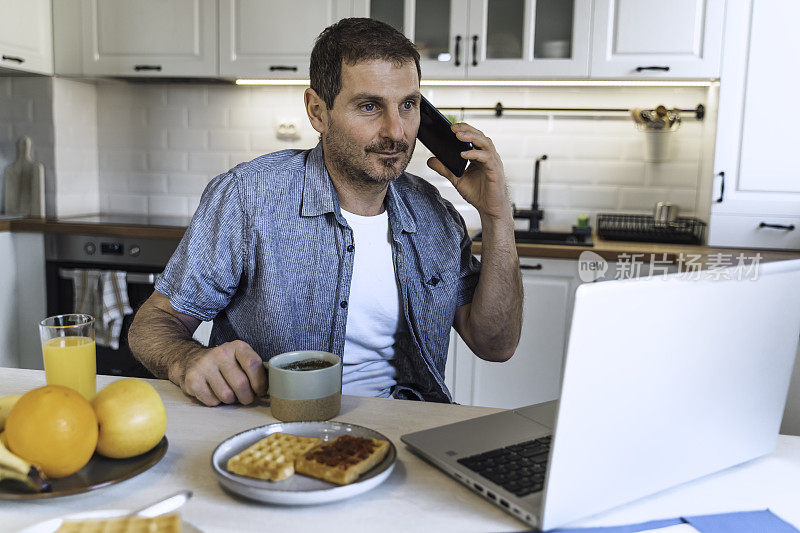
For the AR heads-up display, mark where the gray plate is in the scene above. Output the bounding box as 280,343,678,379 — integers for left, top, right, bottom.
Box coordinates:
0,437,168,499
211,422,396,505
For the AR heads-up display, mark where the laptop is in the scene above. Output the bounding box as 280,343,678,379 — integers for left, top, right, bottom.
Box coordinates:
401,259,800,530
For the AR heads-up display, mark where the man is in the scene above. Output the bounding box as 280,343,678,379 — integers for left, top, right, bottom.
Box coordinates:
129,18,522,406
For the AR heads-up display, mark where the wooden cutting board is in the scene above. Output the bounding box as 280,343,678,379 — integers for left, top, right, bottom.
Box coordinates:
3,136,44,216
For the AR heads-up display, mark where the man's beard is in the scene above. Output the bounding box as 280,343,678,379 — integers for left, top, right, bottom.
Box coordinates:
324,120,415,184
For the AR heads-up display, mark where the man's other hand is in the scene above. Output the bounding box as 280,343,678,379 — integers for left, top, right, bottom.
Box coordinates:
179,340,267,406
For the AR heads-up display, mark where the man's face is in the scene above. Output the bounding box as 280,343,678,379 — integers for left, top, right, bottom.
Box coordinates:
322,59,421,184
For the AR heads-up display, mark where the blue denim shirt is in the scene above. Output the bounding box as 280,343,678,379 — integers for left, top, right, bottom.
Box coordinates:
155,143,481,402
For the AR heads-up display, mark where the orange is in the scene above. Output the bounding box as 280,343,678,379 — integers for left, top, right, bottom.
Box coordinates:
5,385,98,478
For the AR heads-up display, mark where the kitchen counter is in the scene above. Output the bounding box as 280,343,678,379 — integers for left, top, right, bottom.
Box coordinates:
474,235,800,264
4,216,800,264
8,216,188,240
3,368,800,532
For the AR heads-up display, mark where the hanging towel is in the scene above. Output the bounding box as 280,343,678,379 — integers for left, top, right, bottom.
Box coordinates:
69,269,133,349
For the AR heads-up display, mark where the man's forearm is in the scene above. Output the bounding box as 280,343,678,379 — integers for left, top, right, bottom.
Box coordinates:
128,302,205,384
467,213,523,360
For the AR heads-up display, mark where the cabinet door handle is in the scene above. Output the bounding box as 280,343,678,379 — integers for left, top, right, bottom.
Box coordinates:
2,55,25,63
715,171,725,203
134,64,162,71
269,65,298,72
759,222,796,231
454,35,462,66
635,65,670,72
520,264,543,271
471,35,479,66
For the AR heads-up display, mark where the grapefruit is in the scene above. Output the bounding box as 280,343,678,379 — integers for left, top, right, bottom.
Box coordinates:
92,378,167,459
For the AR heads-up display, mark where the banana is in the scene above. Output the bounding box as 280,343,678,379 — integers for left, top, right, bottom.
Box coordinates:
0,394,22,431
0,437,50,492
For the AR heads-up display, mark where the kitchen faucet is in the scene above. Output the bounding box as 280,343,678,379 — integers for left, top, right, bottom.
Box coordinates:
512,154,547,232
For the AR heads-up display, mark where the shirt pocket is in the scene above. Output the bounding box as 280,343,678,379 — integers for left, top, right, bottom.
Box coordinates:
407,263,459,371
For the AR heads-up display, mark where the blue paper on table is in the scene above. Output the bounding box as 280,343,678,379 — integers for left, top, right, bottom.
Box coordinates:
549,509,798,533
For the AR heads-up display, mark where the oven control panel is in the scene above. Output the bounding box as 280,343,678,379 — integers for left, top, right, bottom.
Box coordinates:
45,234,179,267
100,242,124,255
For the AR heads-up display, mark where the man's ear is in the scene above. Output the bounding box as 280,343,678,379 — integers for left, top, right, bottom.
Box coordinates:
305,88,328,135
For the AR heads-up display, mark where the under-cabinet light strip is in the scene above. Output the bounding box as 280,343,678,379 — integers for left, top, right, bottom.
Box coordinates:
235,79,718,87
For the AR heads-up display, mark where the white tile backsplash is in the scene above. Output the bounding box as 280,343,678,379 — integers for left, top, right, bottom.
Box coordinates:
147,152,188,172
148,195,188,217
188,106,227,128
619,188,675,211
188,152,228,174
167,173,209,195
106,192,148,214
209,130,250,151
53,78,99,217
168,129,207,151
147,107,187,128
100,150,147,172
127,173,168,194
6,80,715,228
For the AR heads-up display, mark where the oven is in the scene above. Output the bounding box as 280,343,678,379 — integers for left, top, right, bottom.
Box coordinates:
44,233,181,377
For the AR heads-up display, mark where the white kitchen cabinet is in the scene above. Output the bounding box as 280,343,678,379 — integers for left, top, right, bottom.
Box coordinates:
0,0,53,75
15,233,47,370
708,0,800,249
444,328,457,395
590,0,724,78
81,0,217,77
354,0,469,79
467,0,591,78
452,257,580,408
219,0,353,78
0,233,16,367
0,232,46,370
356,0,591,79
781,344,800,437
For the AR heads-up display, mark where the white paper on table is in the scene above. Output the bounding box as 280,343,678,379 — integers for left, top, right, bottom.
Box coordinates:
644,525,698,533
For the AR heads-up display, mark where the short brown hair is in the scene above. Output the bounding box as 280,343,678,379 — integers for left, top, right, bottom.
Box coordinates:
310,18,421,109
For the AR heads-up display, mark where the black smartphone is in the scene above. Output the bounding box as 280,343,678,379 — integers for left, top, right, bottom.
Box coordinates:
417,95,473,177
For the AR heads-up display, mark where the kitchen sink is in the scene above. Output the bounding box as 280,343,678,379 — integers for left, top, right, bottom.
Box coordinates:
471,229,594,247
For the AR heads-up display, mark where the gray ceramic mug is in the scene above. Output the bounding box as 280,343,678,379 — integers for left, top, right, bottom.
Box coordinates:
266,350,342,422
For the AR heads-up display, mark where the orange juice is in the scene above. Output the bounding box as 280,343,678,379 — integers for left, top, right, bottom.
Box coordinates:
42,336,96,400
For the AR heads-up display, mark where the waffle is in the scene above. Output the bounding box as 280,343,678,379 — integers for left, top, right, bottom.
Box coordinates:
56,513,181,533
226,432,321,481
295,434,390,485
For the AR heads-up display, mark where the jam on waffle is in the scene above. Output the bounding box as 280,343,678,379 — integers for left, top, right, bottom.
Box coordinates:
295,435,390,485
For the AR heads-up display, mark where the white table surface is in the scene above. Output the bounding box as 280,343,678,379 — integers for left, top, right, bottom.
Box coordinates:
2,368,800,532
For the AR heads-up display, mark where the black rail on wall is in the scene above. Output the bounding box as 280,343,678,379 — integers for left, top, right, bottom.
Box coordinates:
437,102,705,120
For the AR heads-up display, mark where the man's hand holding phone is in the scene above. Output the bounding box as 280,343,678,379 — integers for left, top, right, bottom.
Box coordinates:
427,122,512,222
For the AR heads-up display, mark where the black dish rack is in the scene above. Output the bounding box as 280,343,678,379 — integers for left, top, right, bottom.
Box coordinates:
596,214,707,245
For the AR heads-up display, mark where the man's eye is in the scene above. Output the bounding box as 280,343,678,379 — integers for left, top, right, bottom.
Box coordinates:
402,101,415,110
361,103,376,112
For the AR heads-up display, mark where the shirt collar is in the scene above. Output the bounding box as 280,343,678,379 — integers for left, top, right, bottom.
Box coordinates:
300,142,337,217
386,179,417,235
301,142,417,235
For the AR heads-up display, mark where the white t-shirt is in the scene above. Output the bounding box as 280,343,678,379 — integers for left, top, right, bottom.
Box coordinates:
339,208,400,398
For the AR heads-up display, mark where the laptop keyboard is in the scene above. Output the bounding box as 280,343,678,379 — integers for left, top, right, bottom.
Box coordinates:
456,436,551,498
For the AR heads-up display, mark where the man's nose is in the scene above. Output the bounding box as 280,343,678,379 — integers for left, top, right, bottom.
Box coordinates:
380,108,405,141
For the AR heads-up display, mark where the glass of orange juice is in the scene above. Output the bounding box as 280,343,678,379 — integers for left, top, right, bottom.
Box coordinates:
39,314,96,400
